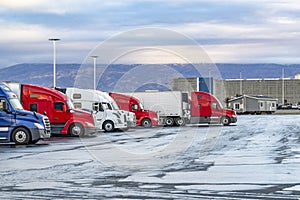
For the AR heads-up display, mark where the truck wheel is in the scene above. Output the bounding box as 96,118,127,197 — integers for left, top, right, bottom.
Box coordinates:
141,118,152,128
221,116,230,126
175,118,185,126
12,127,30,145
103,121,114,132
69,123,84,137
165,117,174,126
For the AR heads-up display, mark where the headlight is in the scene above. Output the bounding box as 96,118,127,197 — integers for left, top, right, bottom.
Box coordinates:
34,123,45,130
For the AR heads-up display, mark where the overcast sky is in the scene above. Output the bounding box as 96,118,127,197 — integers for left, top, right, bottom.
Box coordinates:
1,0,300,67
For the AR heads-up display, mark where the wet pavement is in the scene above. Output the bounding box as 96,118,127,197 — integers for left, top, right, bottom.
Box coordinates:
1,115,300,199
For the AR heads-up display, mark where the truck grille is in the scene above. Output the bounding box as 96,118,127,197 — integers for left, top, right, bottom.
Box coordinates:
43,116,51,135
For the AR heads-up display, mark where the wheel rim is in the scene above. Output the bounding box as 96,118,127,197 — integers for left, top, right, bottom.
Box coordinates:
222,118,229,125
165,118,174,125
105,123,113,131
176,119,184,125
72,125,82,135
15,131,27,143
142,120,151,128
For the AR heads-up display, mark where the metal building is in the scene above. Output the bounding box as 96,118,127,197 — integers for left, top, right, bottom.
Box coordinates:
172,77,300,106
219,79,300,105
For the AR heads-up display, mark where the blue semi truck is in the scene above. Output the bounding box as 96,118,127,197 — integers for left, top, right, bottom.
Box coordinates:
0,83,51,145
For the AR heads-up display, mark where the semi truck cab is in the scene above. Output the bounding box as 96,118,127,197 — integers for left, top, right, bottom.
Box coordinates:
109,92,158,128
5,83,96,136
58,88,128,132
0,83,51,144
190,91,237,125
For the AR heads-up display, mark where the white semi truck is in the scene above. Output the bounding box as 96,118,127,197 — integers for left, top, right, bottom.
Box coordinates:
95,91,136,129
57,88,129,132
121,91,190,126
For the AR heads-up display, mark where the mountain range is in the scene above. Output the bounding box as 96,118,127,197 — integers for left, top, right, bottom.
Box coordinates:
0,63,299,91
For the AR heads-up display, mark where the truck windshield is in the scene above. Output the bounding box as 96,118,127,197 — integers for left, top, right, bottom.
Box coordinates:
66,99,75,110
111,101,119,110
102,102,112,110
214,98,224,109
139,103,144,110
9,98,24,110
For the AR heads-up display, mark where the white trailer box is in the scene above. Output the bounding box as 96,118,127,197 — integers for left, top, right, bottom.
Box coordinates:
121,91,190,126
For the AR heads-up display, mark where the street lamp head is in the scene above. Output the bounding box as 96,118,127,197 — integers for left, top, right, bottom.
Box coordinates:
91,56,98,58
49,38,60,41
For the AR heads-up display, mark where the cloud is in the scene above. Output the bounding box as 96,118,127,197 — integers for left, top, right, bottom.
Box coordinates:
1,0,300,67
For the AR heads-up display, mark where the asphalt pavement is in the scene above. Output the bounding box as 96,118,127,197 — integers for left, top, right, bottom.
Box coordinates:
1,115,300,199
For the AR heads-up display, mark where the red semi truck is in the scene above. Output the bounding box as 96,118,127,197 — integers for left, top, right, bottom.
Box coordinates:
109,92,158,127
190,91,237,125
4,83,96,136
120,91,237,126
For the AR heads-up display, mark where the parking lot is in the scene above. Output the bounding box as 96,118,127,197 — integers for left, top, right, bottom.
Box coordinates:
1,115,300,199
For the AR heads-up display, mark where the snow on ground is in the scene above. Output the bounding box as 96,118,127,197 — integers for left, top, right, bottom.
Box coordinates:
1,115,300,199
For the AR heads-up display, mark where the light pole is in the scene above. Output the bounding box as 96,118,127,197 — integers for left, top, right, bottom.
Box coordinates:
49,38,60,88
91,56,98,90
282,67,285,104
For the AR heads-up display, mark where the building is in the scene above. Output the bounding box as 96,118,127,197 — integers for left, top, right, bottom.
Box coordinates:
228,95,277,114
172,77,214,93
172,77,300,106
220,79,300,105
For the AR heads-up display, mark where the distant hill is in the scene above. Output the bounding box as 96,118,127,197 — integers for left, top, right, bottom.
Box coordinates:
0,63,299,91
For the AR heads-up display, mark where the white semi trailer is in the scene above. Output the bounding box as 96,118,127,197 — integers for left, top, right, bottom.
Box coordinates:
121,91,190,126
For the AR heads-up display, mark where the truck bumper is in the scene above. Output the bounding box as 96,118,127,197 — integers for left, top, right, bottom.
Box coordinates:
39,129,51,139
114,123,127,129
84,127,97,136
127,121,136,128
230,117,237,123
29,128,43,141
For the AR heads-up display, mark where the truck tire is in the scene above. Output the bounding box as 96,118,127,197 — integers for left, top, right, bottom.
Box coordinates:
175,118,185,126
141,118,152,128
12,127,31,145
221,116,230,126
69,123,84,137
103,121,114,132
165,117,174,126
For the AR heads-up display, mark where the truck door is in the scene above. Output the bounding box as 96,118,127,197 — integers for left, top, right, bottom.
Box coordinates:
93,102,105,122
52,102,68,123
0,98,12,139
211,98,226,118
